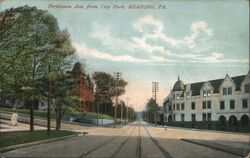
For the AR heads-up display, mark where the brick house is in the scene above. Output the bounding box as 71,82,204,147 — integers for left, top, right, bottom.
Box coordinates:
71,62,94,112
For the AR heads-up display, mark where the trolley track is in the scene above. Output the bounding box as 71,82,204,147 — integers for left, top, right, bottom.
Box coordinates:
142,123,172,158
110,122,138,158
136,120,141,158
79,124,133,158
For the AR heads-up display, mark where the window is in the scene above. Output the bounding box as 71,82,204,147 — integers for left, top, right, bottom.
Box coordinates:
223,88,227,95
220,101,225,110
181,103,184,110
173,104,175,110
230,100,235,109
186,92,190,99
223,87,233,95
202,113,206,121
177,104,180,111
242,99,248,109
207,101,211,109
191,102,195,110
181,114,185,122
202,101,206,109
207,90,211,97
203,91,207,97
191,114,196,122
169,105,172,111
245,84,250,93
207,113,211,121
173,95,175,100
176,94,180,100
228,87,232,95
40,102,44,107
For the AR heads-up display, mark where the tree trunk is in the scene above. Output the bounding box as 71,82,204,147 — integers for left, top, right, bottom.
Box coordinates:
56,100,59,130
58,101,62,129
56,99,63,130
30,99,34,131
47,65,51,135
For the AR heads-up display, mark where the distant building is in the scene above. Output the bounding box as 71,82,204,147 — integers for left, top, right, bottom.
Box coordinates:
162,71,250,132
70,62,94,112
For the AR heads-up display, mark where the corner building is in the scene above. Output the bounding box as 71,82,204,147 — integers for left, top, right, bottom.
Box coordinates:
163,71,250,132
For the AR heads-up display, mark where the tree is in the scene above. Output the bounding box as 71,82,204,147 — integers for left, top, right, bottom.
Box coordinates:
92,72,127,116
92,72,115,115
145,98,158,123
47,30,76,131
0,6,76,131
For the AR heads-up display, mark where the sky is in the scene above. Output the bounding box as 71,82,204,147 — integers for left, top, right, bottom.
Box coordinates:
1,0,249,111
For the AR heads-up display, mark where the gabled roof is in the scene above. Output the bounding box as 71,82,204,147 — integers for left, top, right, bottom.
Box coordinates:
188,75,246,96
231,75,246,91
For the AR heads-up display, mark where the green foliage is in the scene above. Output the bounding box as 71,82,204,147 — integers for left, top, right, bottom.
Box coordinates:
144,98,158,122
92,72,127,116
0,6,77,131
0,130,76,148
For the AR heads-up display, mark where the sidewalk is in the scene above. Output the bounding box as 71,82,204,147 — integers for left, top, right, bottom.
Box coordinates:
0,119,46,132
0,112,88,131
147,124,250,157
181,138,250,157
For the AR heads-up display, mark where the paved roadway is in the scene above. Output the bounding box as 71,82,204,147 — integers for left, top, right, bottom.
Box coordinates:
2,118,245,158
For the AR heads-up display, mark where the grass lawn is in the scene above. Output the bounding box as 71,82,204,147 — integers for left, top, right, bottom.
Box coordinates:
0,130,76,148
0,107,113,120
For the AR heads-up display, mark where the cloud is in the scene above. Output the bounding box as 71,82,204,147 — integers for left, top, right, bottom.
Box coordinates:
183,21,213,49
132,36,165,53
87,15,247,66
133,15,164,34
73,42,149,63
90,23,138,52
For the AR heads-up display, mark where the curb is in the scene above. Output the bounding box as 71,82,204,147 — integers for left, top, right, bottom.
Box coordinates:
0,134,78,153
181,138,248,157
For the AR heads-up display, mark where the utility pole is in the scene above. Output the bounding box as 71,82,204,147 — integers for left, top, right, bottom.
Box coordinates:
126,98,129,124
121,101,123,127
97,102,99,127
113,72,122,128
152,82,159,126
47,65,51,135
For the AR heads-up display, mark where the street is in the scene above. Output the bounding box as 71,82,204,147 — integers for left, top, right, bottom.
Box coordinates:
2,119,248,158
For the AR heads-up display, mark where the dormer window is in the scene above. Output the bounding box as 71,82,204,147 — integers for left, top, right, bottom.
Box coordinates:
223,88,227,95
203,90,212,97
223,87,232,95
228,87,232,95
203,91,207,97
207,90,211,96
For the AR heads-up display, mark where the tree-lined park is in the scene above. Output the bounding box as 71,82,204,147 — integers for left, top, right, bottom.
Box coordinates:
0,5,136,145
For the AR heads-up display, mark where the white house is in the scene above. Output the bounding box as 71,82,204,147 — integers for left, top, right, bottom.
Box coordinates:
162,71,250,132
